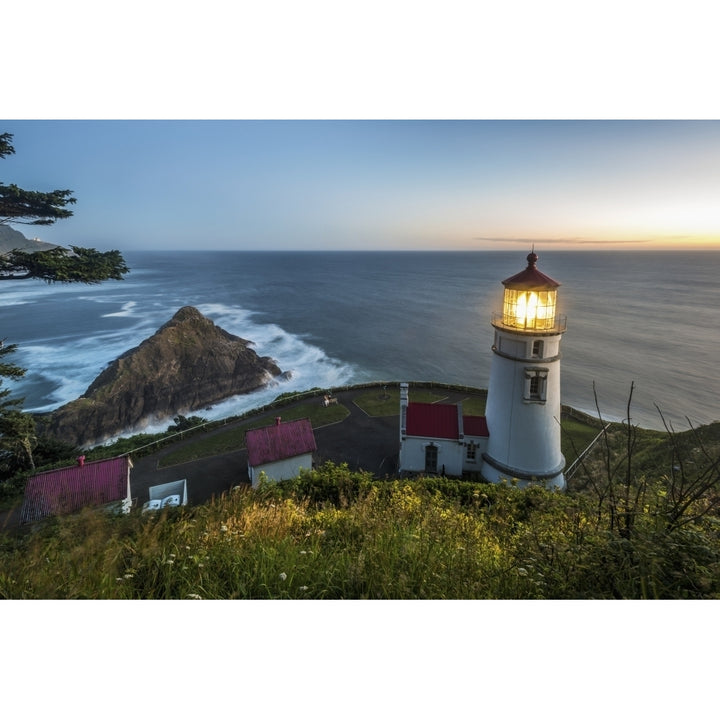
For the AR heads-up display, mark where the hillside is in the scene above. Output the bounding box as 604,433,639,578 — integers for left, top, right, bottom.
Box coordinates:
2,460,719,599
3,378,720,597
0,224,58,253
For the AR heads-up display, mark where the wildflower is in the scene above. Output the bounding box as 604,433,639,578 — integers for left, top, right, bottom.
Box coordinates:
279,572,287,581
186,593,202,600
299,586,309,591
124,573,134,579
300,550,307,555
220,525,228,533
169,553,176,559
166,559,174,565
518,567,528,576
116,577,123,582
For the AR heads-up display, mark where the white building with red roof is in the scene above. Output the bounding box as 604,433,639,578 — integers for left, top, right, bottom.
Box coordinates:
399,251,567,489
20,456,133,524
245,417,317,487
398,383,489,477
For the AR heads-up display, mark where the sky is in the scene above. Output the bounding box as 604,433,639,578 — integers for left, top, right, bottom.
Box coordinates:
3,119,720,252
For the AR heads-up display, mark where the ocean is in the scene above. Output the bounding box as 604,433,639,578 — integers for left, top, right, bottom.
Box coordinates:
2,250,719,433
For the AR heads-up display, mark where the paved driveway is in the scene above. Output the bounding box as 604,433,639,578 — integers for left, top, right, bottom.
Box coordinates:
129,387,404,506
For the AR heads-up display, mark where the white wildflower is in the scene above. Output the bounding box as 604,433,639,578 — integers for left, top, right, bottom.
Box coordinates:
279,572,287,581
299,586,309,591
186,593,202,600
518,567,528,576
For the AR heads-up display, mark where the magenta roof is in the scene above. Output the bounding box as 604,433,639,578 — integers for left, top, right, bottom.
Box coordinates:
464,415,489,437
502,252,560,290
246,418,317,467
406,403,489,439
406,403,459,439
20,456,132,524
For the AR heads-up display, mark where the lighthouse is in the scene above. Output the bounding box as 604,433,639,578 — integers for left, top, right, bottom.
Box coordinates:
481,251,567,489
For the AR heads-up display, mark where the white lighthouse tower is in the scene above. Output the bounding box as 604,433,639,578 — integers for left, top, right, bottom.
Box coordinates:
481,251,567,489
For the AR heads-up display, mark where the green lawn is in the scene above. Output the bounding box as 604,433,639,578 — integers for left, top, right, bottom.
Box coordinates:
159,402,349,468
354,387,447,416
561,417,602,466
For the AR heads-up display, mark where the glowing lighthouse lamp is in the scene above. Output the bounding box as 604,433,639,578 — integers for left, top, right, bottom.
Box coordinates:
481,251,567,489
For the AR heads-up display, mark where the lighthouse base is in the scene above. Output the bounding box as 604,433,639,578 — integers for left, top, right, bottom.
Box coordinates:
481,453,566,491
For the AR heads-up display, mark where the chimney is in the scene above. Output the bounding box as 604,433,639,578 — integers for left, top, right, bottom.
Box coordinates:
400,382,409,439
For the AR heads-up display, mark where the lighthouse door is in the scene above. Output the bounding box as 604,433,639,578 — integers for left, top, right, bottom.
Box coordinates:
425,444,438,474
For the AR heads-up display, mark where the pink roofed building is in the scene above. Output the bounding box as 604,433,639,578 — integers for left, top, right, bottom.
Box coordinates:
398,383,489,477
245,417,317,487
20,456,133,524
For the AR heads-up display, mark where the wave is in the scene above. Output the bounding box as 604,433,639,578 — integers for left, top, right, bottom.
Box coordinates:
101,300,138,317
16,299,358,424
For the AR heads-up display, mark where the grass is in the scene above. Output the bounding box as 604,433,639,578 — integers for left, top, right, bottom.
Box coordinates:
355,387,455,416
158,401,349,467
160,386,603,470
3,460,719,599
561,417,602,466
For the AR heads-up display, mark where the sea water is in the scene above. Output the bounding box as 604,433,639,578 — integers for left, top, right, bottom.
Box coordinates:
1,250,718,432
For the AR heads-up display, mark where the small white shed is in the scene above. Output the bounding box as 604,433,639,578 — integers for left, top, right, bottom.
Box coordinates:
245,417,317,487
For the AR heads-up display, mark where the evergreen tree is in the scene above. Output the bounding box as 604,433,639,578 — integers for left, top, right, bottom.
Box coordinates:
0,131,129,478
0,341,35,477
0,132,129,283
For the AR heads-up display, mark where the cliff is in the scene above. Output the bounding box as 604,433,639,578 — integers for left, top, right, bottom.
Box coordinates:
39,306,284,447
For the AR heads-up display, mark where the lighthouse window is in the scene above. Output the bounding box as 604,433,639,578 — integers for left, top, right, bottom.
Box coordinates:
532,340,543,358
524,368,548,402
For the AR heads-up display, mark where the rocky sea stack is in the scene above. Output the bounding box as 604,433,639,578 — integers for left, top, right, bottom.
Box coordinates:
39,306,284,447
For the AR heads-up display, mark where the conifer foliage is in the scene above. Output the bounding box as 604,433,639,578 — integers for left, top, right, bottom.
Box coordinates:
0,132,129,283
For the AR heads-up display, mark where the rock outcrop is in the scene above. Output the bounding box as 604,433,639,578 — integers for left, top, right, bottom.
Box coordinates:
39,306,284,447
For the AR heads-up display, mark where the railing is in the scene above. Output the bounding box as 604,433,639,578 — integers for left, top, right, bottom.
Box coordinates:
564,423,610,480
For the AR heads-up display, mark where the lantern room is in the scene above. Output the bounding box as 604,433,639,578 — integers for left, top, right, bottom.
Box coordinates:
494,251,563,332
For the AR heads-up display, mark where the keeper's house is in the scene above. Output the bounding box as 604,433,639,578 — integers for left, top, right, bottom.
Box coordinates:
245,417,317,487
398,383,489,477
20,456,133,524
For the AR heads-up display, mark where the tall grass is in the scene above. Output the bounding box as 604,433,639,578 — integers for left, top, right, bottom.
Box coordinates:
2,461,719,599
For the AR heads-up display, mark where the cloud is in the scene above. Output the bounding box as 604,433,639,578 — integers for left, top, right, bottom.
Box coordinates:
474,237,651,246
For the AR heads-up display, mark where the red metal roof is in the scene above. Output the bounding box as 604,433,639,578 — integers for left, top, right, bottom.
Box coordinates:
406,403,489,439
406,402,459,439
20,456,132,524
464,415,489,437
502,252,560,290
246,418,317,467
